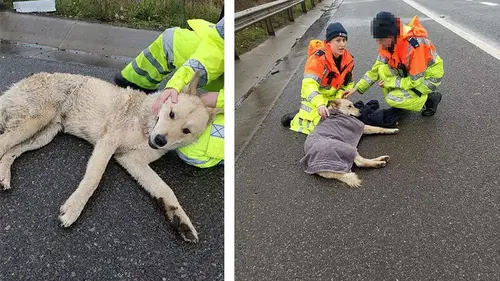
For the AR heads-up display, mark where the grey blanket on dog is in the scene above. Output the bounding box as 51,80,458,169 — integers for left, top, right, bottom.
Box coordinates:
301,109,365,174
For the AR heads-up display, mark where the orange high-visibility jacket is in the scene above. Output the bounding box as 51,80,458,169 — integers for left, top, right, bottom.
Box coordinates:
357,16,444,94
301,40,354,109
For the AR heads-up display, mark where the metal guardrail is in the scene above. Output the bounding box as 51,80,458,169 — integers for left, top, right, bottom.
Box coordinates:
235,0,322,36
234,0,322,59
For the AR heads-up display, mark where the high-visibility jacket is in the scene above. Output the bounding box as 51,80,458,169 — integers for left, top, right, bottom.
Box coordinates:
120,18,225,168
290,40,354,134
166,18,225,105
356,16,444,97
172,18,224,168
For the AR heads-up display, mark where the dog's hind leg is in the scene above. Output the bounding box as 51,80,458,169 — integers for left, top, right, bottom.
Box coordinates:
0,121,62,190
354,152,389,169
0,107,57,158
114,152,199,243
58,137,118,227
363,125,399,135
317,171,362,188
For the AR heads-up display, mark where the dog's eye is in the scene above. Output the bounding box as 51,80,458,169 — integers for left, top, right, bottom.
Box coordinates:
169,111,175,119
182,128,191,134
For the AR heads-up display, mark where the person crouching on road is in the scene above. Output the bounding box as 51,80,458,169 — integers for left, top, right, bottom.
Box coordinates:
281,22,355,135
343,11,444,116
114,18,225,168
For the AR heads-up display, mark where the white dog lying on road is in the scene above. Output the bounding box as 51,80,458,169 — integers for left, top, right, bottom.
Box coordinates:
301,99,399,188
0,71,218,243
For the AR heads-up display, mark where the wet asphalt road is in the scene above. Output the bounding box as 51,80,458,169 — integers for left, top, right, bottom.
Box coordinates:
0,46,223,280
236,0,500,280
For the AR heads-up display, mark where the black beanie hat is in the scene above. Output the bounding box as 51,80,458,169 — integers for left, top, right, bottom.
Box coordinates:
371,11,400,39
326,22,348,42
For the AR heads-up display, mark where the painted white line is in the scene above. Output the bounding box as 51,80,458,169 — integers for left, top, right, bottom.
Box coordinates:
480,1,499,6
343,0,384,4
402,0,500,61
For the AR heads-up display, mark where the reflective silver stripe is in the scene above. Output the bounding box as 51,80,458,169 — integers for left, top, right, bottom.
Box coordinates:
430,49,437,59
304,74,321,84
215,18,224,39
390,67,399,76
144,48,169,75
362,74,374,85
176,150,209,165
406,43,413,66
400,90,412,99
387,94,403,103
299,118,311,129
377,55,388,63
410,72,424,81
185,58,208,86
300,104,312,113
423,80,437,91
161,28,177,70
131,60,162,85
426,49,438,67
210,124,224,138
307,91,320,102
395,76,402,88
428,77,441,83
416,37,431,45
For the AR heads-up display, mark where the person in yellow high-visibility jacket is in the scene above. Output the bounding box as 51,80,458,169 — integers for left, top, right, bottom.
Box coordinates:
281,22,355,135
114,17,224,168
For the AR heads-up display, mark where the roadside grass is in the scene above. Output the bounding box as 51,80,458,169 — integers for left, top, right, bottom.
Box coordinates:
4,0,223,30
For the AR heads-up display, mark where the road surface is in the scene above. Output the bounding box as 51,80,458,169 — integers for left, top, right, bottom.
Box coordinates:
236,0,500,279
0,44,224,281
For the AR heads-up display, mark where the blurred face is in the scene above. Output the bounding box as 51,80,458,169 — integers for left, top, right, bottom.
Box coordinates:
328,37,347,58
377,37,396,50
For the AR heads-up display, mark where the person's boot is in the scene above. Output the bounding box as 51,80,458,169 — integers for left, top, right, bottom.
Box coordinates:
114,72,157,94
421,92,442,116
281,112,297,128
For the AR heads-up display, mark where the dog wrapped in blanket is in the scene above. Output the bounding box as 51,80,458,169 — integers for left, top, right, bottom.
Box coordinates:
300,99,399,188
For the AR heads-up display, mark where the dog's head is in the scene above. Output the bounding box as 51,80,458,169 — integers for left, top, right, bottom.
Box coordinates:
149,71,220,151
331,99,361,117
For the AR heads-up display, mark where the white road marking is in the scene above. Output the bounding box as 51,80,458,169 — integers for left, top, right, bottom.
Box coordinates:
402,0,500,61
480,1,499,6
343,0,384,4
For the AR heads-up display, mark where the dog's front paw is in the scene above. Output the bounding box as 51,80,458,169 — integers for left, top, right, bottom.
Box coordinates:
58,198,85,227
172,214,199,243
391,129,400,134
0,174,11,190
165,204,199,243
0,162,12,191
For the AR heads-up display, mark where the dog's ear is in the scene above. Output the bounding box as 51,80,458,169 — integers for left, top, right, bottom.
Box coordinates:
331,99,341,108
184,70,200,96
206,107,223,125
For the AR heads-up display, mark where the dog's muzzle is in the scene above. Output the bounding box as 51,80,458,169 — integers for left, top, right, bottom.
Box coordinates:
149,134,167,149
148,138,158,149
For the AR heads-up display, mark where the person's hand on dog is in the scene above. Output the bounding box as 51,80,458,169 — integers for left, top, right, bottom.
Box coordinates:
378,80,385,88
317,105,330,119
153,88,179,116
342,88,357,99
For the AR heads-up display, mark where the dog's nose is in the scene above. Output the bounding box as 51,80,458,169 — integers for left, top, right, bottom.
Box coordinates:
154,134,167,147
